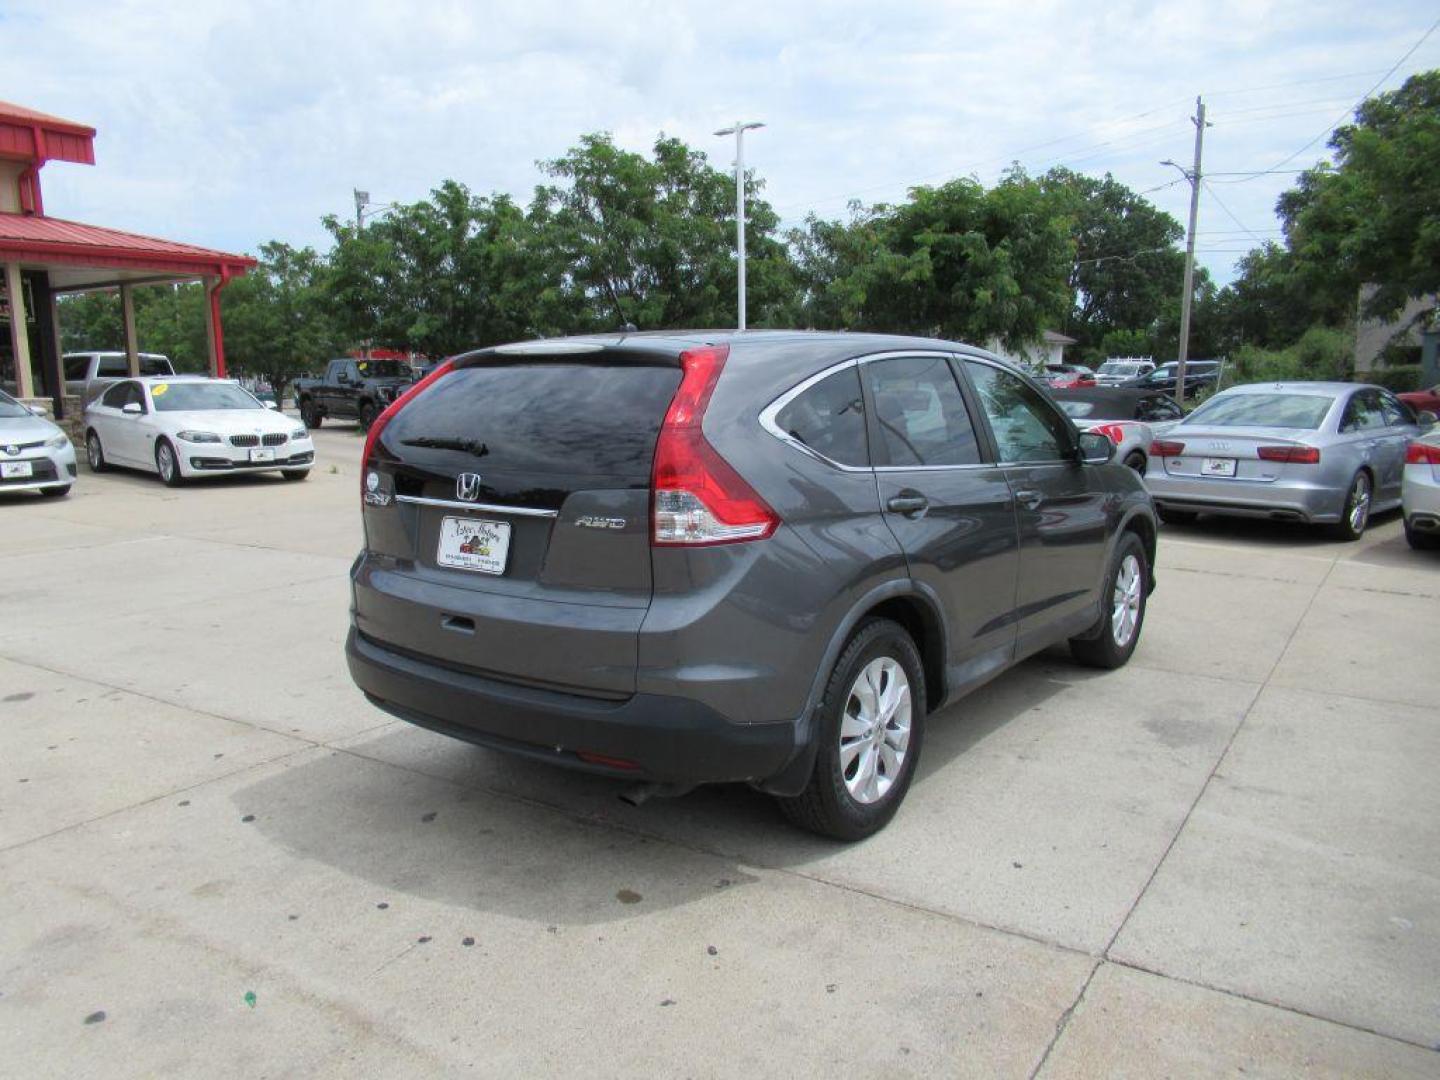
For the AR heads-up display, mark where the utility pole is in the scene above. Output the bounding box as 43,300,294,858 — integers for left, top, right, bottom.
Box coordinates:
1163,98,1210,407
715,121,765,330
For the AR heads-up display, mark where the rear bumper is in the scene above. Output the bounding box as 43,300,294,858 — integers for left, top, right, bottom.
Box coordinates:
1402,464,1440,526
345,627,802,786
1146,471,1341,523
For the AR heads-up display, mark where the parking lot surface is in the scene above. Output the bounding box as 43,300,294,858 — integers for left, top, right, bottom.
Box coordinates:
2,423,1437,1077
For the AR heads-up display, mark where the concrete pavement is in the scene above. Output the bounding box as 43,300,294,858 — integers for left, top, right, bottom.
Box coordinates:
1,422,1436,1077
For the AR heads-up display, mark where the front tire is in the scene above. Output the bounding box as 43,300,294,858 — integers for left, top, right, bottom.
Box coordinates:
1329,471,1371,542
358,401,377,431
85,430,107,472
777,618,926,841
1070,531,1149,670
155,439,184,487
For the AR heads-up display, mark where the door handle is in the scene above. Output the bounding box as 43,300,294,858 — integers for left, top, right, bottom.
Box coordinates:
1014,488,1044,510
886,493,929,516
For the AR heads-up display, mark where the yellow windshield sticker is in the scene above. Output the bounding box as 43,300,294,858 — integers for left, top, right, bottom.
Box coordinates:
152,383,169,396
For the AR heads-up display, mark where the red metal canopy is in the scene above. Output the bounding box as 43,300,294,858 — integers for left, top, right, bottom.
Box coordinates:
0,212,255,279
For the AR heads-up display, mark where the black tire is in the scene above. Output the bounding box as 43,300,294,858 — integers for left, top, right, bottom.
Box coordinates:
777,618,926,842
281,469,309,481
1405,518,1440,551
1156,506,1197,526
358,401,377,431
85,430,107,473
155,438,184,487
1329,471,1371,542
300,399,323,428
40,485,71,498
1070,531,1149,670
1123,451,1147,475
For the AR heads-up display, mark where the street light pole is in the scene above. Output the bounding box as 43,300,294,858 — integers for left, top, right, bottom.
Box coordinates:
1161,96,1210,407
715,121,765,330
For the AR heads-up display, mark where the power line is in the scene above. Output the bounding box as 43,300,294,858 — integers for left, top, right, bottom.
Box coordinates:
1207,16,1440,183
1201,180,1274,247
1199,68,1396,99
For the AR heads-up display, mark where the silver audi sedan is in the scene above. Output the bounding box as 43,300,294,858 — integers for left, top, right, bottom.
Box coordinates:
1145,382,1432,540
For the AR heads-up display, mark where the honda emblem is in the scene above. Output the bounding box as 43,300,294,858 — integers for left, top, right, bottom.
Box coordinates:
456,473,483,502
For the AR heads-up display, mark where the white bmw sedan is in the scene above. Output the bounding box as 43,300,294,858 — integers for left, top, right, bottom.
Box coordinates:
84,376,314,486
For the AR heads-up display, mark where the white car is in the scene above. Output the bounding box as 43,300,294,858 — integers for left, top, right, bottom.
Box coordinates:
0,389,76,497
1403,429,1440,550
1094,359,1155,386
83,376,314,486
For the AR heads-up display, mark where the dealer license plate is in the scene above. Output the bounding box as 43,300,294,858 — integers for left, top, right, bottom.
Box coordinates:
1201,457,1237,478
1,460,34,479
437,516,511,575
249,447,276,463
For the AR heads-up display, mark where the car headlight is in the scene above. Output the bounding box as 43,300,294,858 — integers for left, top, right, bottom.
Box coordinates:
291,427,309,440
45,433,70,450
177,430,222,444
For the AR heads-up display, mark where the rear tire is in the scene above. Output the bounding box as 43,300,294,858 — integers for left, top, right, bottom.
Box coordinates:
1070,531,1149,670
1123,451,1147,475
85,430,107,473
1156,506,1197,526
1329,471,1371,542
300,399,323,428
155,438,184,487
1405,518,1440,551
40,485,70,498
777,618,925,841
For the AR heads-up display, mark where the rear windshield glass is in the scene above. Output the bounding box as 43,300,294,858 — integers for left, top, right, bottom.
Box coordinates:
1184,393,1334,430
152,383,262,412
383,362,682,479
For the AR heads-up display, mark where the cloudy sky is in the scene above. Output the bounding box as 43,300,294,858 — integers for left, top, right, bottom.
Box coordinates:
3,1,1437,285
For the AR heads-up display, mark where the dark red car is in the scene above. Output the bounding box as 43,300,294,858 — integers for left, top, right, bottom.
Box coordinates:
1399,383,1440,416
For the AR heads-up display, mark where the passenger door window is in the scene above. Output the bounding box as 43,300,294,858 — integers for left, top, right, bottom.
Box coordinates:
1379,391,1414,427
772,367,869,467
963,361,1073,463
862,355,982,467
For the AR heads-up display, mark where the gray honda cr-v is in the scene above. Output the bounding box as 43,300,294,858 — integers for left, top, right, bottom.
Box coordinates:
346,331,1157,839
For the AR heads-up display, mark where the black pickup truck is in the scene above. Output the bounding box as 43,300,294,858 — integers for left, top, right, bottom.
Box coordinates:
293,358,416,429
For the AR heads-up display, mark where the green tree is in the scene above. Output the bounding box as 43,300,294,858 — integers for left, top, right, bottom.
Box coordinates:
57,284,209,371
223,241,343,407
1279,70,1440,325
528,133,796,331
1038,167,1185,357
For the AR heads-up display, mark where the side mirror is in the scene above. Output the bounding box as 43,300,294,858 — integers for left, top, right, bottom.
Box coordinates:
1077,430,1115,465
122,402,143,416
27,404,48,417
1418,410,1437,428
264,400,279,410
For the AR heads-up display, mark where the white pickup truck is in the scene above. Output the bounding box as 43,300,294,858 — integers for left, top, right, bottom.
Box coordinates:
63,351,176,403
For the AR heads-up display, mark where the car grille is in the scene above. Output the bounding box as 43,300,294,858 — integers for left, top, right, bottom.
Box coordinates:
229,435,259,447
261,433,287,446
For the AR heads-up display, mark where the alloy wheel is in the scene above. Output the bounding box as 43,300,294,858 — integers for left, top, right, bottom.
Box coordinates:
1348,474,1370,534
838,657,912,805
1111,553,1143,647
86,434,101,469
158,443,175,482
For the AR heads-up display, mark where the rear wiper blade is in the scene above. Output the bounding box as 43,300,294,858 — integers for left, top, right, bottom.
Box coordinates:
400,436,489,457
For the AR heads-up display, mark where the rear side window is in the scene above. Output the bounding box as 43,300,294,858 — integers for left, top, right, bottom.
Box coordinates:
1340,391,1385,433
98,356,126,376
100,381,131,408
382,362,682,480
774,367,868,467
864,355,982,467
64,356,90,379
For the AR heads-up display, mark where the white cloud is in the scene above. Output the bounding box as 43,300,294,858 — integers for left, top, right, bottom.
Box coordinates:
3,0,1436,285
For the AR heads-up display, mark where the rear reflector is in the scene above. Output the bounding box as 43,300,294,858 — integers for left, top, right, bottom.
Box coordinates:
576,751,640,771
1151,439,1185,457
1257,445,1321,464
1406,441,1440,465
651,345,778,546
360,360,455,492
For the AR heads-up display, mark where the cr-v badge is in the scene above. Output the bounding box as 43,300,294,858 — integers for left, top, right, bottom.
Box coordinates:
456,473,483,502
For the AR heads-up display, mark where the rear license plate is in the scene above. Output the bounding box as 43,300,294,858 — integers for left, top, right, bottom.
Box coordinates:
437,516,511,575
1202,457,1237,478
249,447,276,463
1,460,34,478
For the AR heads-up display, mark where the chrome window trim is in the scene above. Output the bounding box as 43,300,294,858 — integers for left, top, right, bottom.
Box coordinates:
395,494,558,518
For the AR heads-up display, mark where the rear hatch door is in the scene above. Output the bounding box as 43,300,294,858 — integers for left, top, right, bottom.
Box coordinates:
356,349,680,696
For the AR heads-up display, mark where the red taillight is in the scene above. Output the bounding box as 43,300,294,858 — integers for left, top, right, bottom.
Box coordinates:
576,751,639,771
1092,422,1129,445
651,344,778,546
1406,441,1440,465
359,360,455,491
1151,439,1185,458
1257,445,1321,464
